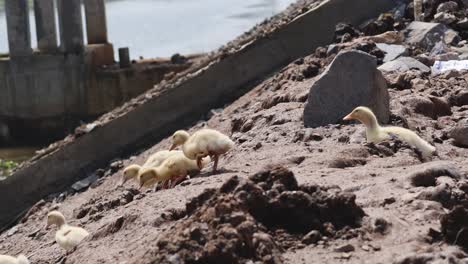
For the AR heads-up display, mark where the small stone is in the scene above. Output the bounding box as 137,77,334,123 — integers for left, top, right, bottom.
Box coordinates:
110,160,123,173
253,142,262,150
302,230,321,244
362,245,370,251
370,244,381,251
382,197,396,206
335,244,355,253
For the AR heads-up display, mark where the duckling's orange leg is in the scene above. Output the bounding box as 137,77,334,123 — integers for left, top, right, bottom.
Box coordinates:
197,157,203,170
212,155,219,173
170,175,186,188
162,180,170,189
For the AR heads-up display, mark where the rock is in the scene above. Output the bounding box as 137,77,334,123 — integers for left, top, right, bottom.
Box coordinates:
450,90,468,106
334,244,355,253
434,52,460,61
376,43,408,62
436,1,458,13
404,22,460,50
449,121,468,147
71,174,99,192
334,23,360,43
415,53,435,67
441,206,468,250
443,30,461,46
378,57,431,73
434,12,457,25
304,50,390,128
302,230,321,244
328,157,367,169
457,18,468,30
373,218,391,234
360,13,395,36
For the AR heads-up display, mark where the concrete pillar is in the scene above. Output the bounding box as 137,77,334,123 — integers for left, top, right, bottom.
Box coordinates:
118,48,130,68
4,0,32,56
57,0,84,53
34,0,58,52
84,0,108,44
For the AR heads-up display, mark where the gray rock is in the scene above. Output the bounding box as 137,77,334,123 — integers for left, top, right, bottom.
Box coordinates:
378,57,431,73
71,174,99,192
376,43,408,62
404,21,459,50
303,50,390,127
457,18,468,30
436,1,458,13
434,12,457,25
449,121,468,147
444,30,461,46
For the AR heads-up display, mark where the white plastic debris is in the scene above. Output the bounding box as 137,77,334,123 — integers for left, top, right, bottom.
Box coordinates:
432,60,468,74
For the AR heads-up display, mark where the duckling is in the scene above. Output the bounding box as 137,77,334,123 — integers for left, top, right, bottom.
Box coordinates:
0,254,29,264
343,106,436,159
170,129,234,173
120,150,182,185
138,152,210,189
45,211,90,252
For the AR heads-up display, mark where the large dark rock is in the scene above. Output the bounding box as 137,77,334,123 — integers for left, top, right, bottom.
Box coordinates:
303,50,390,128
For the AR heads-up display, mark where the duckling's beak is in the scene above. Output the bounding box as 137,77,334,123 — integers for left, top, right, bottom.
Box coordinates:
169,144,176,151
343,113,354,121
44,222,50,230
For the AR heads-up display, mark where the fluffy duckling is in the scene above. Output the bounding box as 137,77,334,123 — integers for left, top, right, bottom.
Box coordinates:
46,211,90,252
343,106,436,158
120,150,182,185
0,254,29,264
138,152,210,189
170,129,234,173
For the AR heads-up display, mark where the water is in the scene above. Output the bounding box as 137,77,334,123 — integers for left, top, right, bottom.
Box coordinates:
0,0,296,58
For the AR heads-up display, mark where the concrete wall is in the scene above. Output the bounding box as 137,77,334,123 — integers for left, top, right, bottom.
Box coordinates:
0,50,192,143
0,0,402,229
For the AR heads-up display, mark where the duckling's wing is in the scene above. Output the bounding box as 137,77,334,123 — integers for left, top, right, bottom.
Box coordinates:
57,226,89,249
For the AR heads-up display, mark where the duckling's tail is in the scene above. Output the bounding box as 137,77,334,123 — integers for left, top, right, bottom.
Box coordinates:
382,126,436,158
17,255,30,264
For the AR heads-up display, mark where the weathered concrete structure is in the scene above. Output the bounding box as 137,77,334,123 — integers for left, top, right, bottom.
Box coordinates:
0,0,403,229
0,0,192,143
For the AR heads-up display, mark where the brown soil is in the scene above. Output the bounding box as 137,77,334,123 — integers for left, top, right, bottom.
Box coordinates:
2,1,468,264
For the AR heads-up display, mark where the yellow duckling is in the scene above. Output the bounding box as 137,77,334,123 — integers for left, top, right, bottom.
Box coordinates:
45,211,90,252
138,152,210,189
120,150,182,185
170,129,234,173
0,254,29,264
343,106,436,158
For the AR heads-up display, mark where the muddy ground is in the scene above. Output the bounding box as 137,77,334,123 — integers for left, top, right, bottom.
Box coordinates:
1,1,468,263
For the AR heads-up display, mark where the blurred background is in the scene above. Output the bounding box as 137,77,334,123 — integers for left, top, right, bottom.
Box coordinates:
0,0,296,58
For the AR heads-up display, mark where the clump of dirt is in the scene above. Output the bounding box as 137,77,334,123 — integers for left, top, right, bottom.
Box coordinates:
132,167,365,264
441,206,468,250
